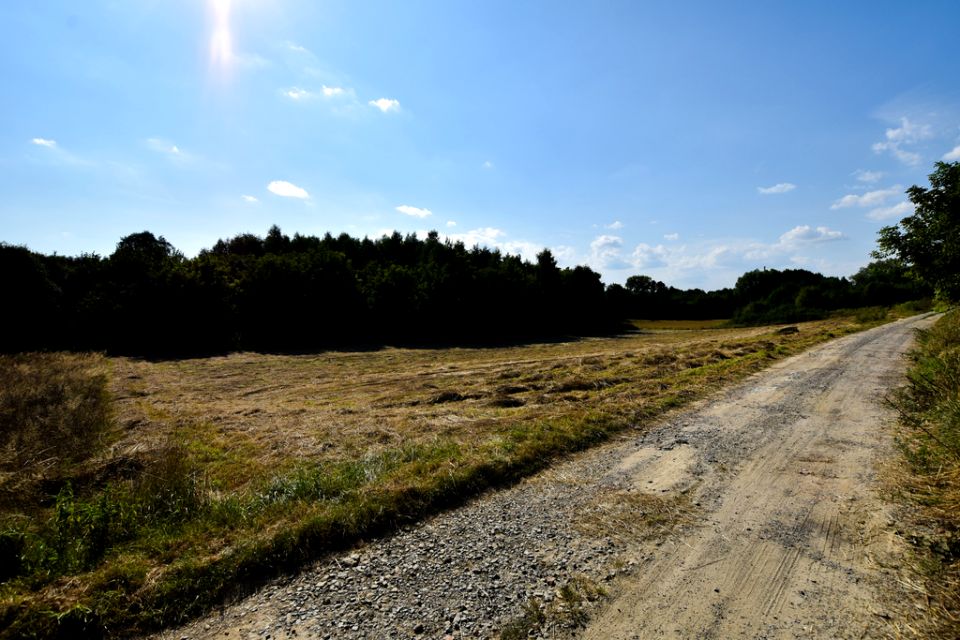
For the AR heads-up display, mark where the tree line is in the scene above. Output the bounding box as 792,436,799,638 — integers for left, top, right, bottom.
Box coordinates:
1,224,929,356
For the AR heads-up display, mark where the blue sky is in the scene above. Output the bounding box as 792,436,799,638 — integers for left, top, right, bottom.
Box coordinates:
2,1,959,290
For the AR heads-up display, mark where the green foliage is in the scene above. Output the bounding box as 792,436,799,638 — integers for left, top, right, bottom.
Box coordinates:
4,451,208,584
888,310,960,638
2,224,935,355
875,161,960,302
1,229,618,356
894,311,960,471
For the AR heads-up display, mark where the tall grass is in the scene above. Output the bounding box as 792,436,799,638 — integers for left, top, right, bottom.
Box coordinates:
889,310,960,638
0,354,111,486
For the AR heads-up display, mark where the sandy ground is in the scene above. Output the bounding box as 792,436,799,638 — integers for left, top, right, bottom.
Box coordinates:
153,314,933,640
582,313,936,639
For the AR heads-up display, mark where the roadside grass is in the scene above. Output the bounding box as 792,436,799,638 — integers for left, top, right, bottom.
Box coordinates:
885,309,960,639
1,312,900,638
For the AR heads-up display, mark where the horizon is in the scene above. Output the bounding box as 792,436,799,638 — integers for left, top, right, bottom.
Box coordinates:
7,223,889,295
2,1,959,290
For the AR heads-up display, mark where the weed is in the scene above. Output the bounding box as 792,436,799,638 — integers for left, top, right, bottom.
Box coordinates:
499,598,546,640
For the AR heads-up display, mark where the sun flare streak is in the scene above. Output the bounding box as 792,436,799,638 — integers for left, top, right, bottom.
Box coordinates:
209,0,233,70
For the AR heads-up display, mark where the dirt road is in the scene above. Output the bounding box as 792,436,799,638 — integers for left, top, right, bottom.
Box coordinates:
582,314,936,639
158,314,932,640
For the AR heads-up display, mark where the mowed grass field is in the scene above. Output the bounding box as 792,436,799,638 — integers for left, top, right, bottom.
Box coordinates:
0,315,888,638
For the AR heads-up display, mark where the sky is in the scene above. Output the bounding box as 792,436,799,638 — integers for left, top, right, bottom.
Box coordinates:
2,1,959,290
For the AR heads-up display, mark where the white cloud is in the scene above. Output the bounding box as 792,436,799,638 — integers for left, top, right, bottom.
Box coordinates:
872,144,921,165
944,145,960,161
396,204,432,218
29,138,94,168
283,85,355,105
866,201,914,221
441,227,544,262
632,243,736,272
448,227,505,246
883,117,932,144
757,182,796,195
853,169,884,183
284,87,311,100
446,220,457,227
830,186,901,209
369,98,400,113
778,225,844,246
588,235,632,269
601,224,850,288
606,220,624,230
286,42,311,54
500,240,544,262
591,235,622,252
482,160,494,169
872,117,932,165
742,225,844,261
267,180,309,199
145,137,195,165
241,194,259,203
631,243,670,269
552,245,577,264
664,233,679,241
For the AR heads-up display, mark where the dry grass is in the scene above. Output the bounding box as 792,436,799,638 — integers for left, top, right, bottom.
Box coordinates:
104,320,813,488
883,310,960,639
0,353,114,508
0,315,883,638
575,489,695,544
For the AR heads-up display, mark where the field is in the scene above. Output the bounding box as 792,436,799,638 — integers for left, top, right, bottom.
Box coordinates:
0,315,890,638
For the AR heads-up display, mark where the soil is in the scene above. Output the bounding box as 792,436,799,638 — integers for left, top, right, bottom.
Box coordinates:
152,314,934,640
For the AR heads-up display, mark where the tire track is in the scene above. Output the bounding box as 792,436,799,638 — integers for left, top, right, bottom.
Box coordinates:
585,314,935,639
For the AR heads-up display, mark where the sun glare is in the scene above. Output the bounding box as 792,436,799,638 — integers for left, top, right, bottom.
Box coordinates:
209,0,233,70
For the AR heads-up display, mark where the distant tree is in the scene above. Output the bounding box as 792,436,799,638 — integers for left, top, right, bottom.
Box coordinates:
111,231,182,270
264,225,290,254
874,161,960,301
0,244,61,351
625,275,666,296
107,232,187,354
850,259,930,307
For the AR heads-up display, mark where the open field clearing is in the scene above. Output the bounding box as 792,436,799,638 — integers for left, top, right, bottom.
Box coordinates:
155,313,937,640
0,315,898,638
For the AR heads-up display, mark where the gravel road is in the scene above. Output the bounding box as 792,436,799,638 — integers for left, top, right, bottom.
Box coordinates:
155,314,933,640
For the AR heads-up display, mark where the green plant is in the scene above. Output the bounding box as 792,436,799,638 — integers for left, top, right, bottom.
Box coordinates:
887,310,960,638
